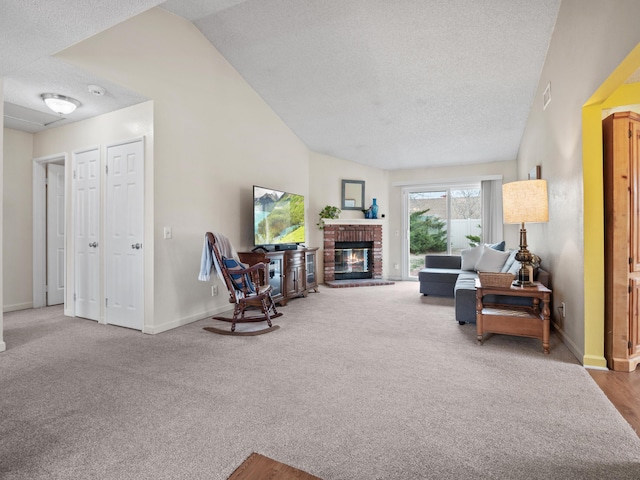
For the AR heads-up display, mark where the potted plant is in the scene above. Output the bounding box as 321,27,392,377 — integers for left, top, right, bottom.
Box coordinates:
317,205,341,229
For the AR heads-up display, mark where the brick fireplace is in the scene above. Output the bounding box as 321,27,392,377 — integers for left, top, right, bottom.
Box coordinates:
323,220,390,287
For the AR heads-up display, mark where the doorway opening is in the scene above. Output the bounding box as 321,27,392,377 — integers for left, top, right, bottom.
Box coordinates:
33,153,68,313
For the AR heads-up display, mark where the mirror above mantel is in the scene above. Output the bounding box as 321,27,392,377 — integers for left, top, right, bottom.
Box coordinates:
341,179,365,210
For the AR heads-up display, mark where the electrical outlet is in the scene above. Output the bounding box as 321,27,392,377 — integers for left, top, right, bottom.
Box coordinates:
211,285,218,297
394,264,399,270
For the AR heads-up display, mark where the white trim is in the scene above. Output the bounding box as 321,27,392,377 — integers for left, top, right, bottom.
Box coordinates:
402,189,409,280
552,320,586,365
3,302,33,313
392,174,502,188
323,219,385,226
105,136,145,149
142,305,232,334
583,365,609,371
33,153,67,309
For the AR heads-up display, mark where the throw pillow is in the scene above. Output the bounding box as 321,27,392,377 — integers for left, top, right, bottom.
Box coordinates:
461,244,484,271
475,247,511,272
501,249,519,273
223,257,256,293
486,240,506,251
508,259,522,276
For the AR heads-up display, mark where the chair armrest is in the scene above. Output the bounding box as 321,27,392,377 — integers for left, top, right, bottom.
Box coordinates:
231,262,269,293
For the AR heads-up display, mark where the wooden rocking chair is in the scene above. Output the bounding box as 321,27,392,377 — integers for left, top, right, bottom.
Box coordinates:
203,232,282,335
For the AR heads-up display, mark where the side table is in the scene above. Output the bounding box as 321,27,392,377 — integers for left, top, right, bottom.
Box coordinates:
475,280,552,354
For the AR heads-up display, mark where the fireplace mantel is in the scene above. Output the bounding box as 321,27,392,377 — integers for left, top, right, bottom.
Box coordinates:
323,219,385,226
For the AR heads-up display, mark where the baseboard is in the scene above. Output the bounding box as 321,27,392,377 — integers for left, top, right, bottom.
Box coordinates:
551,320,588,366
143,304,233,335
3,302,33,313
583,364,609,371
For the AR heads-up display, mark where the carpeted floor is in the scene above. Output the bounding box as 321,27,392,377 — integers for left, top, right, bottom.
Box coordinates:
1,281,639,479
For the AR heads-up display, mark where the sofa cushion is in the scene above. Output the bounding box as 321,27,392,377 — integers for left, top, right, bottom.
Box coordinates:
418,268,462,284
501,249,519,273
461,244,484,271
475,247,510,272
424,255,462,269
508,259,522,275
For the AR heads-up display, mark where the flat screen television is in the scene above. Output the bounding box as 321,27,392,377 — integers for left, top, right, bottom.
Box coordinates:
253,185,305,249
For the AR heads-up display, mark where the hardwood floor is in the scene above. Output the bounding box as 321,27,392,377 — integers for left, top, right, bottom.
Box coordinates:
227,453,321,480
589,367,640,436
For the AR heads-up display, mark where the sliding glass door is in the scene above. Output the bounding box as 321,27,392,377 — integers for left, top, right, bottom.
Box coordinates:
406,184,481,278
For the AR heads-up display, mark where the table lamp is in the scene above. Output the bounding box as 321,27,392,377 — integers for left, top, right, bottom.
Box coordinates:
502,179,549,286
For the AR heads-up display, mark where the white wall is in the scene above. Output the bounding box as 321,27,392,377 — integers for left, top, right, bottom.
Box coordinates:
2,128,33,312
518,0,640,363
55,8,310,333
309,151,389,282
386,161,518,279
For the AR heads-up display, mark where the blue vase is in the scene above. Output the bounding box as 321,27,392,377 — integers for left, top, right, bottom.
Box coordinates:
371,198,379,219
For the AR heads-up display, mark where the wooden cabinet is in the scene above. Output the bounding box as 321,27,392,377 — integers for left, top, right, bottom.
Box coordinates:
239,247,318,306
603,111,640,371
305,249,318,292
284,250,305,300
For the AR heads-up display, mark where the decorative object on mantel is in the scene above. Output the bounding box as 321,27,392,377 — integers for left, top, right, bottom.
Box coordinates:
341,179,365,210
371,198,379,219
362,207,372,219
317,205,341,229
502,179,549,286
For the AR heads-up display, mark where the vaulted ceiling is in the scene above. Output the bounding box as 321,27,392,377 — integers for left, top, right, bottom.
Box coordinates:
2,0,562,170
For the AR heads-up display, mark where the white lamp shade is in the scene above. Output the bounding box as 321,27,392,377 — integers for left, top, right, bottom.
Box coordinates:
41,93,80,115
502,179,549,224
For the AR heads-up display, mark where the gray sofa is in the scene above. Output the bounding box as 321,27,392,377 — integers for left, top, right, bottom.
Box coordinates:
418,254,550,324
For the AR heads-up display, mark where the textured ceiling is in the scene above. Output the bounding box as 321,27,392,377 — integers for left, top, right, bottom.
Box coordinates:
0,0,163,132
162,0,562,169
2,0,563,170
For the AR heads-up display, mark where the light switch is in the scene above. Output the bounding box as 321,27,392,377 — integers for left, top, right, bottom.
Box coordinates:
164,226,172,239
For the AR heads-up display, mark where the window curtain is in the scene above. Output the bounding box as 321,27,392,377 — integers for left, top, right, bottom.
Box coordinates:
481,179,503,243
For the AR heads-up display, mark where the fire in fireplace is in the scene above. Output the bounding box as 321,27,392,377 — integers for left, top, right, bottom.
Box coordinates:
334,241,373,280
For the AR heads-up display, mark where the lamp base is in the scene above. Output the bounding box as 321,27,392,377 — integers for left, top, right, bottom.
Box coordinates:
513,262,535,287
514,223,535,286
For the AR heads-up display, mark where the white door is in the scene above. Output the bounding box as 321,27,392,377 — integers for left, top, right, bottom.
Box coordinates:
105,139,144,330
47,164,65,305
74,148,100,321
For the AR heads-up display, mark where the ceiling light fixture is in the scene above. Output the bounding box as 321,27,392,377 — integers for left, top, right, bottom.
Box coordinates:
41,93,80,115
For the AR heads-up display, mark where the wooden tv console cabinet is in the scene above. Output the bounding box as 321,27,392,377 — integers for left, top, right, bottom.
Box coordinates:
239,248,319,306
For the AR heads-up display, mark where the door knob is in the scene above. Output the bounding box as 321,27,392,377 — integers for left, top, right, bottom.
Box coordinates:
89,242,98,248
131,243,142,250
